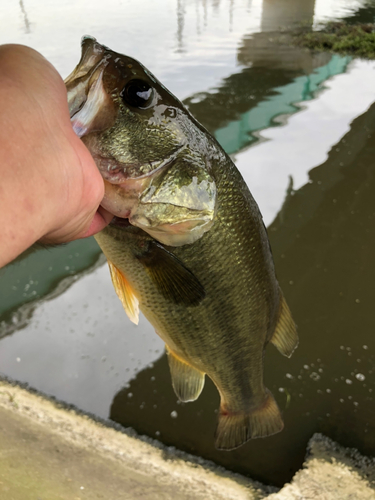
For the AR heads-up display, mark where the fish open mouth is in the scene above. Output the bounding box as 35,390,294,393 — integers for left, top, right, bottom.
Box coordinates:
109,216,132,228
65,41,115,138
92,151,183,184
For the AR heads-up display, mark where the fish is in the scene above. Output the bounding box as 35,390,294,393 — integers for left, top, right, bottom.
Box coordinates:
65,36,298,450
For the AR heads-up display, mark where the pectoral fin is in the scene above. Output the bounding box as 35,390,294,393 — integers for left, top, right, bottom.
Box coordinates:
108,260,139,325
270,292,298,358
166,346,205,402
137,241,205,306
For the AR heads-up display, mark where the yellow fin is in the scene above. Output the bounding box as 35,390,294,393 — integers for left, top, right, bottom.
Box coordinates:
166,346,205,402
270,292,298,358
215,390,283,451
108,260,139,325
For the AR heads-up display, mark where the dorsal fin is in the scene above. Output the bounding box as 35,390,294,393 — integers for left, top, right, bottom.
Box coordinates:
107,260,139,325
136,241,205,306
270,292,298,358
166,345,205,402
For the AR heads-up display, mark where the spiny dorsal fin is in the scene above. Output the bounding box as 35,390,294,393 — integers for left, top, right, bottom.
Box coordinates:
108,260,139,325
270,292,298,358
215,389,283,450
136,241,205,306
166,345,205,402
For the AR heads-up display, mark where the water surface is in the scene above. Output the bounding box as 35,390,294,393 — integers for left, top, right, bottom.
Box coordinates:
1,0,375,487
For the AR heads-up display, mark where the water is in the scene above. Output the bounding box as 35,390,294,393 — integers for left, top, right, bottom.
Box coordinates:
1,0,375,487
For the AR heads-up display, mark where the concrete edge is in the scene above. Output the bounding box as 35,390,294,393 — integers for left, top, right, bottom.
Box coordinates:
268,433,375,499
0,378,272,500
1,377,374,499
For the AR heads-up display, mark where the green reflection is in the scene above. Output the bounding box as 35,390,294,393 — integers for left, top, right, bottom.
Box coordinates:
0,238,101,322
214,55,351,155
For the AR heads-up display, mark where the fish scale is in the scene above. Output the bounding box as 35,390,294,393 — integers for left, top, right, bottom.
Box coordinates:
66,36,298,450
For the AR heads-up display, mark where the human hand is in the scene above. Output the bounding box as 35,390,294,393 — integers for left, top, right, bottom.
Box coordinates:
0,44,113,267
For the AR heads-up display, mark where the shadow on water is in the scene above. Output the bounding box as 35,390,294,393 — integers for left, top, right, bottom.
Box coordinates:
1,0,375,489
333,3,375,25
110,96,375,486
268,98,375,453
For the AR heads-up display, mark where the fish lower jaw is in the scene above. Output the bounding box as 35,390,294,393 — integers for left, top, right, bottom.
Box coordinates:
130,216,214,246
100,198,131,218
101,178,149,218
92,151,174,185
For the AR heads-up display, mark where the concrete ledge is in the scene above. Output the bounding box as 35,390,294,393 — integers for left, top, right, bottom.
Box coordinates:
0,380,269,500
0,379,374,499
268,433,375,500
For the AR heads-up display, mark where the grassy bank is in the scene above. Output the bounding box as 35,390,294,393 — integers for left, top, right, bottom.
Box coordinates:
295,22,375,59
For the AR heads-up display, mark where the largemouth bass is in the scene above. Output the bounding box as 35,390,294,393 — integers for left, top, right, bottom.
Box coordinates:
65,36,298,450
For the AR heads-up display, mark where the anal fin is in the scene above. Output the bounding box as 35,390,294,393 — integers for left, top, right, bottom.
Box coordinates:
108,260,139,325
166,346,205,402
270,292,298,358
215,389,283,451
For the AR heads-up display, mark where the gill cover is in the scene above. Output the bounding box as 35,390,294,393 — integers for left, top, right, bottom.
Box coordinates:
129,157,216,246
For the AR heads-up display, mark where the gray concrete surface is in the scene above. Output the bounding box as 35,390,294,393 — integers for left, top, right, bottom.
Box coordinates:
0,379,374,500
268,434,375,500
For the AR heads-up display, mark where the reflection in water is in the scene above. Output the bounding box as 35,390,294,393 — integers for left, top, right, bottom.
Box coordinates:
1,0,375,489
261,0,315,32
214,56,349,155
110,94,375,487
236,59,375,226
185,31,343,154
176,0,185,53
269,95,375,463
343,1,375,24
237,29,331,72
197,0,209,35
19,0,31,34
0,238,101,333
313,0,370,25
0,262,164,418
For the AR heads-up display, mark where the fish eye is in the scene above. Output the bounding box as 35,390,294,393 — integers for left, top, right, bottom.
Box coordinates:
121,79,154,109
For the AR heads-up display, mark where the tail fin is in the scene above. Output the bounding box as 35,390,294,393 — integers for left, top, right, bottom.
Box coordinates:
214,390,283,451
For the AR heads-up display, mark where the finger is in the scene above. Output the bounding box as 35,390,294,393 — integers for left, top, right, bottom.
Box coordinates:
80,206,114,239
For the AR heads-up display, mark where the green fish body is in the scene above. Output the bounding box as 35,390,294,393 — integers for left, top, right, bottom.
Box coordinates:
66,36,298,450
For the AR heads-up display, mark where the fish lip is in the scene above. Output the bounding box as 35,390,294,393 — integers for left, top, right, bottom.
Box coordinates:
92,153,142,183
93,143,187,185
65,36,112,121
